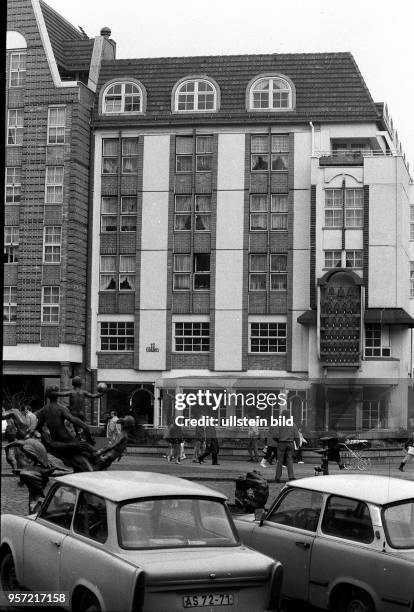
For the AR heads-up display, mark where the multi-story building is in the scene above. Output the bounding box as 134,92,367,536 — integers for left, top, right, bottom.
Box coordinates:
89,53,414,436
5,0,414,438
4,0,114,408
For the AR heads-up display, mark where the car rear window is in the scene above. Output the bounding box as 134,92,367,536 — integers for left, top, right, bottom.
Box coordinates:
383,501,414,549
321,495,374,543
118,497,238,549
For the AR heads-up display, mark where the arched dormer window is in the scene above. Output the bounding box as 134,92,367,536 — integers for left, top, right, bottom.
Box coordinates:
247,74,295,111
101,80,146,114
173,77,219,112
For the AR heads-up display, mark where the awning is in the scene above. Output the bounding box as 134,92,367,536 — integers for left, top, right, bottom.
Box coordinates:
155,376,310,390
364,308,414,327
297,310,317,326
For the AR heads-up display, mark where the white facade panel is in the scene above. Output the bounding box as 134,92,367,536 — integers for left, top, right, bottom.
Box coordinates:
215,251,243,309
139,310,167,370
217,133,245,190
216,192,245,249
214,312,243,371
142,134,170,191
141,193,169,250
293,132,311,189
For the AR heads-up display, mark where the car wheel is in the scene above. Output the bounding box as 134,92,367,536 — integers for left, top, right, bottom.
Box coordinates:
0,552,20,592
337,587,375,612
77,591,101,612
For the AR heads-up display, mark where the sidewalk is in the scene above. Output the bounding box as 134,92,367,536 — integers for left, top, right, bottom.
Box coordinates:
2,449,413,518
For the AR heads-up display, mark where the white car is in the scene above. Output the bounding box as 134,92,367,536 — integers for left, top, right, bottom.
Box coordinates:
233,474,414,612
0,471,283,612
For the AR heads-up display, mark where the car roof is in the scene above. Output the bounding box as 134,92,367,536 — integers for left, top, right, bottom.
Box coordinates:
288,474,414,506
54,470,227,503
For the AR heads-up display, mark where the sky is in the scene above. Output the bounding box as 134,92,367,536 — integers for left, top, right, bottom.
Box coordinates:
45,0,414,172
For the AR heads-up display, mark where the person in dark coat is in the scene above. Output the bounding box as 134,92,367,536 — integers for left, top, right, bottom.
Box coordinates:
198,425,219,465
272,411,300,482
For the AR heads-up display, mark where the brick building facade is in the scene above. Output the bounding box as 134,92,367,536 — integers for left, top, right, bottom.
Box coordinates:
5,1,414,438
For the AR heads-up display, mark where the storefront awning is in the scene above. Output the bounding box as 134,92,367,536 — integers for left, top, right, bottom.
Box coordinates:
297,310,317,326
155,376,310,390
364,308,414,327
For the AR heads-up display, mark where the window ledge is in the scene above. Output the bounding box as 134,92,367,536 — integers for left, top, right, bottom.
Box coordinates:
364,357,398,361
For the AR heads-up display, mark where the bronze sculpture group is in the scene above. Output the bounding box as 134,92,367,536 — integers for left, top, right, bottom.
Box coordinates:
3,379,135,513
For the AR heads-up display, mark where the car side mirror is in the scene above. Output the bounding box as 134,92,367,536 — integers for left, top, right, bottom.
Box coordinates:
254,508,266,525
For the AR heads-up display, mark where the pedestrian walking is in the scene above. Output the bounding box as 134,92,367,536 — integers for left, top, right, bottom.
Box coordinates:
260,425,278,468
294,422,307,464
192,424,206,463
247,424,259,462
272,410,300,482
399,418,414,471
164,420,183,464
106,411,121,444
198,425,219,465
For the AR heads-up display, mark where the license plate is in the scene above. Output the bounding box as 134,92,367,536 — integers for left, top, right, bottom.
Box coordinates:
183,593,233,608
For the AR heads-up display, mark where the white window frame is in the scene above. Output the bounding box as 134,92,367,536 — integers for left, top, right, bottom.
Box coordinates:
325,189,343,227
4,226,19,263
345,250,363,268
270,254,288,291
47,106,66,144
9,51,26,87
173,254,191,291
410,206,414,241
5,167,21,204
248,75,294,111
249,322,287,353
41,286,60,324
100,256,117,291
45,166,64,204
193,253,210,291
43,226,62,264
101,196,118,233
7,109,23,145
100,321,135,351
174,321,210,352
324,250,342,268
102,81,144,114
249,254,267,291
120,196,137,232
365,324,391,357
173,78,218,112
3,286,17,323
345,189,364,228
119,255,135,291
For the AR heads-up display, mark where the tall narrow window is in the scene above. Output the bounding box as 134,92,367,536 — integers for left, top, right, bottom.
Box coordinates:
5,167,21,204
270,254,287,290
174,196,192,231
195,195,211,231
120,197,137,232
43,226,61,263
325,189,343,227
121,138,139,173
345,189,364,228
194,254,210,290
45,167,64,203
102,139,119,174
271,195,288,230
173,255,191,290
3,287,17,323
7,109,23,145
9,52,26,87
196,136,213,171
4,227,19,263
176,136,193,173
101,197,118,232
47,106,66,144
119,255,135,291
42,287,60,323
250,195,268,230
249,254,267,290
100,256,117,291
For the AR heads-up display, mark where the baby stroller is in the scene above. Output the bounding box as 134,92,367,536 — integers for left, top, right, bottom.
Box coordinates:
342,439,370,471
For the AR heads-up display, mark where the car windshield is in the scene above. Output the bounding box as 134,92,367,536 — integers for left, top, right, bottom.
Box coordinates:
118,497,238,549
383,500,414,549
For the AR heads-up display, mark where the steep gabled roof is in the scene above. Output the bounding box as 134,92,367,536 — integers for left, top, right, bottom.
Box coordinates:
40,0,93,70
93,52,381,127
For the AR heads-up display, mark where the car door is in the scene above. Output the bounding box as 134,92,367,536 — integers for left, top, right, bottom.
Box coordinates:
247,487,323,603
23,484,77,591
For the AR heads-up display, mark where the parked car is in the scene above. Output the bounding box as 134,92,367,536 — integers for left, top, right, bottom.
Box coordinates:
0,471,283,612
233,474,414,612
